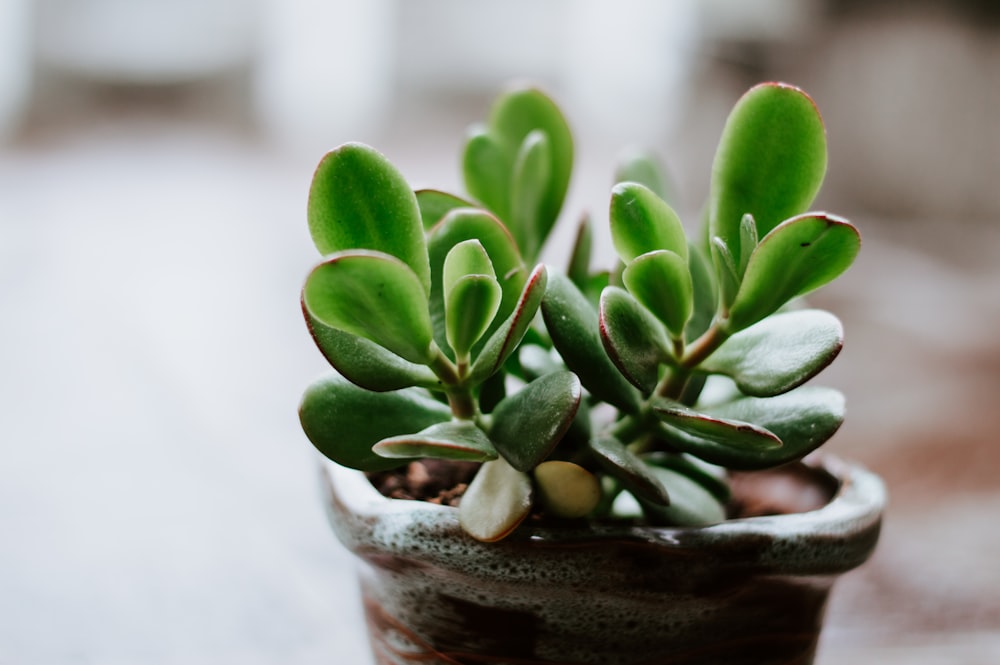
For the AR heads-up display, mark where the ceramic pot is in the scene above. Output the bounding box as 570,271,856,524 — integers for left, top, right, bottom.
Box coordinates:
322,456,885,665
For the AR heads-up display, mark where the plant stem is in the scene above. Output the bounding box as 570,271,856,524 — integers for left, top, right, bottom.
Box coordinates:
427,346,479,421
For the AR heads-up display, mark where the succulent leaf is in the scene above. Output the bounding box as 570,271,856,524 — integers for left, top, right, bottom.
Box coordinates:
567,214,593,293
653,399,782,451
446,275,503,361
660,387,845,470
510,130,553,260
303,251,434,364
609,182,688,263
599,286,672,393
639,466,727,527
589,435,671,506
489,370,582,472
373,420,498,462
642,452,730,506
686,243,718,341
308,143,430,293
469,264,548,384
427,208,526,357
415,189,475,230
726,213,860,332
534,461,602,518
541,273,643,414
709,83,827,270
303,305,438,392
622,250,693,340
459,457,533,542
299,374,450,471
700,309,843,397
614,148,672,201
463,129,512,221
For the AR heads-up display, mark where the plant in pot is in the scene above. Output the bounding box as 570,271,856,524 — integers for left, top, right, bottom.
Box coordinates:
298,82,885,665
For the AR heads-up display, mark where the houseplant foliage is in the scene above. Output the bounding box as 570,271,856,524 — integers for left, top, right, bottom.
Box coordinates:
300,82,861,543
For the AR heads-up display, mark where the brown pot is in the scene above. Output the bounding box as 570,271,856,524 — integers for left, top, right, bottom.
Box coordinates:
322,456,885,665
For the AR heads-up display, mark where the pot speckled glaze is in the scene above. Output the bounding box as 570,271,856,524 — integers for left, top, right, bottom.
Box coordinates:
322,457,884,665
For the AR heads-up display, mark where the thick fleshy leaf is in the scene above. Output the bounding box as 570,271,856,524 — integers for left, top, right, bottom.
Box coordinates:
446,275,502,360
462,129,512,221
299,374,450,471
489,371,581,472
373,420,498,462
308,143,430,293
469,265,547,383
443,239,496,294
541,273,642,414
622,250,693,339
726,214,860,332
659,387,845,470
303,305,438,392
609,182,688,263
589,435,670,506
415,189,475,230
567,214,593,292
510,130,553,261
428,208,526,356
639,466,727,527
709,83,827,269
643,452,730,505
459,457,533,542
614,148,671,201
599,286,671,393
534,461,601,518
701,309,843,397
653,399,782,451
686,243,717,341
486,86,574,232
303,251,434,364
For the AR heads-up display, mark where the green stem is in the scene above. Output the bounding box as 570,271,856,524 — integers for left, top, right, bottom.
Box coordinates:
427,346,478,420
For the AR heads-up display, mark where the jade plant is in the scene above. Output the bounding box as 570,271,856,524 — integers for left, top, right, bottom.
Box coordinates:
298,82,860,542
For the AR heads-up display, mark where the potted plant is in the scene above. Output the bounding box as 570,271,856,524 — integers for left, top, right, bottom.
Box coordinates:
298,82,885,665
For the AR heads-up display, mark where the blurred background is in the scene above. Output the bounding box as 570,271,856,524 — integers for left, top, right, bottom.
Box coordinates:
2,0,999,663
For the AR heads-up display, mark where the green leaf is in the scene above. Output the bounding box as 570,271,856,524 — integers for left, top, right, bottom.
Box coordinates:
622,250,693,339
510,130,553,261
459,457,533,542
534,461,601,518
599,286,671,393
614,148,671,201
373,420,498,462
462,129,512,222
469,264,548,383
446,275,502,360
726,213,861,332
700,309,843,397
428,208,525,356
303,305,438,392
489,371,581,472
541,272,642,414
686,243,717,341
308,143,430,293
299,374,450,471
711,236,741,312
589,435,670,506
642,452,730,506
567,213,593,292
709,83,827,270
609,182,688,263
488,86,574,233
303,251,434,365
415,189,475,231
443,239,496,293
653,398,782,450
660,387,845,470
639,466,727,527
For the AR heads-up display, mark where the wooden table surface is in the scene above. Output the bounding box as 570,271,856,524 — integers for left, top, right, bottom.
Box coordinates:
3,101,999,665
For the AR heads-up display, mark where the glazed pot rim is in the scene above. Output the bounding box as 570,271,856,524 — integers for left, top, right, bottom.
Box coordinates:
322,455,885,576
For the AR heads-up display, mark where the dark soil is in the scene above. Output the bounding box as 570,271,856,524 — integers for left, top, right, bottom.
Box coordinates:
367,460,479,507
